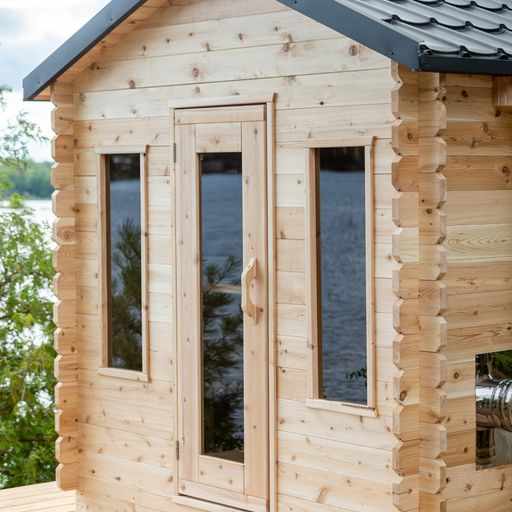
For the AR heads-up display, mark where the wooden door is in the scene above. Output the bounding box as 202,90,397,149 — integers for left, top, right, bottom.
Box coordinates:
174,105,268,512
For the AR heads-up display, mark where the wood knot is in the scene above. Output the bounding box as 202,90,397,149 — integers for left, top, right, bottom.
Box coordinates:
238,33,244,41
349,44,358,56
282,42,291,53
128,80,136,89
399,390,407,401
192,67,200,78
461,90,468,98
453,372,460,379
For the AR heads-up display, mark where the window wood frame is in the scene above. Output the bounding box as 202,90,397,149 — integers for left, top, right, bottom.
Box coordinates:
305,136,377,414
96,145,149,382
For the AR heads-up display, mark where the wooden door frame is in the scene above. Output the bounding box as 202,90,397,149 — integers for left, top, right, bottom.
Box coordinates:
169,94,276,512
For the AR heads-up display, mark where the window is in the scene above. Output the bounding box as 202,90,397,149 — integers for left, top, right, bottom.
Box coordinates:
97,148,148,380
200,153,244,462
306,139,375,412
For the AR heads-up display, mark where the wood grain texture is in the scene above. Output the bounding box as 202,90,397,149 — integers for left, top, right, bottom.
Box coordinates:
0,482,75,512
62,0,403,510
391,63,421,511
417,72,448,508
51,81,79,492
440,72,512,511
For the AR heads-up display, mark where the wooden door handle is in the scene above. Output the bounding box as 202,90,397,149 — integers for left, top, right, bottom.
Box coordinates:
241,257,258,325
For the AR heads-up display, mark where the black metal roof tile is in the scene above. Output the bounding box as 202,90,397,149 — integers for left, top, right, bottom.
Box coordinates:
337,0,512,58
391,21,512,55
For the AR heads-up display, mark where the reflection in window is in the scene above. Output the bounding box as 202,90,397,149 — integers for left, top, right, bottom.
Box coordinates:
317,147,367,404
106,154,143,371
200,153,244,462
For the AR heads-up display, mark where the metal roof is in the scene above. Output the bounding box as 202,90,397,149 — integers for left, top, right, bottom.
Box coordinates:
278,0,512,75
24,0,512,101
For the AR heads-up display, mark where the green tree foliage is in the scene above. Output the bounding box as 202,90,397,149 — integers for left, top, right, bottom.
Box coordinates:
0,85,47,172
0,85,56,488
491,351,512,379
0,207,55,488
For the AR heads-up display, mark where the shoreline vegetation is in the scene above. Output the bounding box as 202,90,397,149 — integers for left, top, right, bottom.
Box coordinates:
1,83,57,489
0,160,52,200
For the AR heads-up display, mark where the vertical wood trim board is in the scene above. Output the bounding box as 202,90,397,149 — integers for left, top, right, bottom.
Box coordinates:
417,72,448,511
52,80,79,491
391,63,420,511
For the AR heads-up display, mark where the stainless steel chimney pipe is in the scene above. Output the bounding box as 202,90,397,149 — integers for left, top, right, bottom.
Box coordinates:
476,354,512,466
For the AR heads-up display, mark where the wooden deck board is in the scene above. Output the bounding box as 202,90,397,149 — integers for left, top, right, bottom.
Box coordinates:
0,482,75,512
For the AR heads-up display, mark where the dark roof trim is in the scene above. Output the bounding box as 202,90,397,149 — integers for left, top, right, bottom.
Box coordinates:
420,53,512,76
276,0,512,76
23,0,147,101
276,0,422,71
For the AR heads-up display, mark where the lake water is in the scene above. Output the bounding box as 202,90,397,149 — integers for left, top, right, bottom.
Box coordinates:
22,200,55,228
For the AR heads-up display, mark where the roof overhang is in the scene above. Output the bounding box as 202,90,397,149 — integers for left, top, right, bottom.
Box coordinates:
276,0,512,77
23,0,512,102
23,0,147,101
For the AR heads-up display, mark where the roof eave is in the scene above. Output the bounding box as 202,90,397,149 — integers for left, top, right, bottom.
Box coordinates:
419,54,512,76
23,0,147,101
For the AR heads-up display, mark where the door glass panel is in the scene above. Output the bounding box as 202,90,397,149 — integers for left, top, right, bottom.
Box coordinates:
106,154,143,371
318,147,367,404
200,153,244,462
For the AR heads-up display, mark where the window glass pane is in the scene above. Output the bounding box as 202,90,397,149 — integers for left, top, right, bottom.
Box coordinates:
107,154,143,371
200,153,244,462
318,147,367,404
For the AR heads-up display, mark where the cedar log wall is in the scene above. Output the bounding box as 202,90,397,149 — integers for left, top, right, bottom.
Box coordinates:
393,64,512,511
54,0,429,510
52,81,80,491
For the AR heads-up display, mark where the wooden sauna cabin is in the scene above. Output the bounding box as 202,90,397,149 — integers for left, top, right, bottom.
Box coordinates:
22,0,512,511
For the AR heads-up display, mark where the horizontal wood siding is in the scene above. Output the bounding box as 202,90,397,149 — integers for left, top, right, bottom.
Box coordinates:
68,1,398,511
392,66,512,511
440,75,512,511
